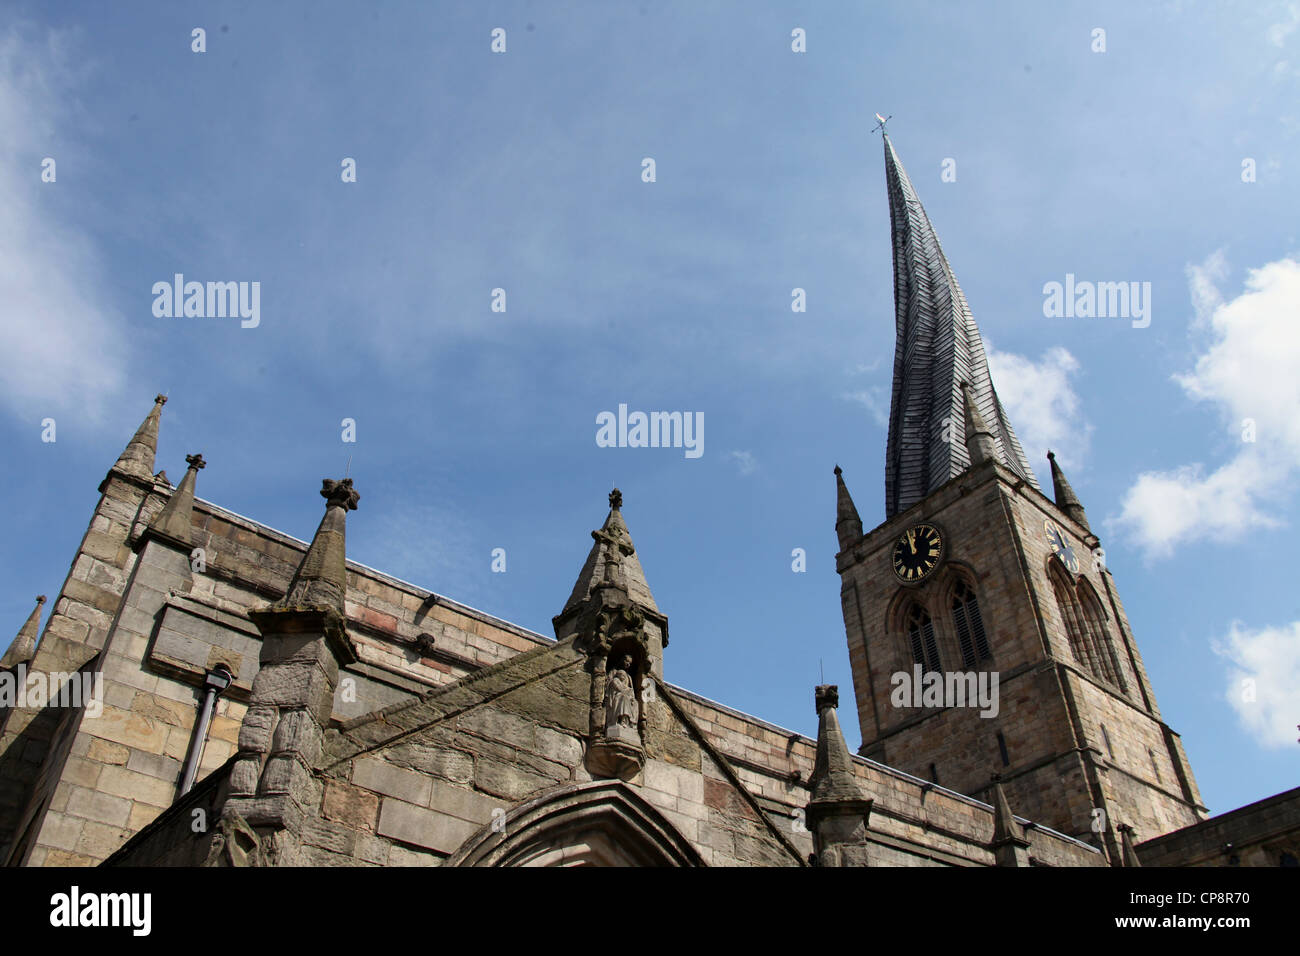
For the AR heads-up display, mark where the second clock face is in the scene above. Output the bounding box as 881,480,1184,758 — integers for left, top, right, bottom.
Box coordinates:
892,524,944,583
1044,519,1080,573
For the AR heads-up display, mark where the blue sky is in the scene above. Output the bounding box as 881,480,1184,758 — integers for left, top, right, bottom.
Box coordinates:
2,1,1297,819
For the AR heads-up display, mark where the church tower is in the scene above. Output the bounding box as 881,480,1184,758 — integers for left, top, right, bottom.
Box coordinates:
835,130,1206,863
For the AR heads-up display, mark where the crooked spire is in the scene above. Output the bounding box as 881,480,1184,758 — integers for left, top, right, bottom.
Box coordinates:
107,394,167,485
881,131,1039,517
1047,451,1091,532
561,488,658,615
834,465,863,552
149,453,205,542
1,596,46,670
276,478,360,613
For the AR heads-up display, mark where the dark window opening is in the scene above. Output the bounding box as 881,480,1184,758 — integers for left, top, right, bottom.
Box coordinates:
951,579,991,667
906,604,941,673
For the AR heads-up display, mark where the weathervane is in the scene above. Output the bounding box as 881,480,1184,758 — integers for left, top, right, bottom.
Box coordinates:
872,112,891,135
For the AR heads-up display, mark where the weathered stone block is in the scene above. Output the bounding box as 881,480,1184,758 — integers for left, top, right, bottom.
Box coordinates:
387,843,441,867
474,758,552,802
88,738,130,766
376,798,478,855
83,706,167,755
98,764,178,809
353,756,433,807
427,777,498,825
534,726,584,768
322,780,380,831
238,705,277,753
385,741,475,784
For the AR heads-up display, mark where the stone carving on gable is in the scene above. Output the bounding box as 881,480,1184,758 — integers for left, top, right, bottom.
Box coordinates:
580,607,650,780
202,811,273,867
603,653,640,744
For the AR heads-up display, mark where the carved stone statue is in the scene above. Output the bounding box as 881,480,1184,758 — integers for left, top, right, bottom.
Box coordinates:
603,654,639,743
591,525,635,587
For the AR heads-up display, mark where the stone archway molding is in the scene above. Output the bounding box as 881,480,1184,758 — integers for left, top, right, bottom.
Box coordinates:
446,779,706,867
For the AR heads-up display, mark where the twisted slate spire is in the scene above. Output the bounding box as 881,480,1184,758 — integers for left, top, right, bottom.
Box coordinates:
882,133,1039,517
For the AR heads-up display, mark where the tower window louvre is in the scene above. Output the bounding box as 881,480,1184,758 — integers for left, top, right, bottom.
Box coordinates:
951,579,991,667
906,604,941,673
1079,584,1128,695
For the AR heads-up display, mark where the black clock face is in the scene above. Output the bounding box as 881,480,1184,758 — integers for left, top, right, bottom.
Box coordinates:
1045,520,1080,573
892,524,944,583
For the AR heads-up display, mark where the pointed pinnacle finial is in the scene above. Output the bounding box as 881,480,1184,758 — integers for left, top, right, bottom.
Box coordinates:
275,478,360,612
608,488,622,510
322,477,360,511
2,595,48,669
1118,823,1142,867
809,684,867,805
835,465,863,551
961,380,998,467
106,394,169,486
149,452,207,543
1047,451,1090,532
990,775,1027,845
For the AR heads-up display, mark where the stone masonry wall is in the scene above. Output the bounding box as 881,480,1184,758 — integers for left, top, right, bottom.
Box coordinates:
837,459,1204,846
4,482,553,867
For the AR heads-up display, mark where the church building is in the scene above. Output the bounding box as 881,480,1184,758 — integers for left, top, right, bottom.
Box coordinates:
2,131,1296,867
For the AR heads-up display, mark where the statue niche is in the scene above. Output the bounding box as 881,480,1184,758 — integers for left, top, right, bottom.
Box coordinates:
603,652,640,745
586,641,647,781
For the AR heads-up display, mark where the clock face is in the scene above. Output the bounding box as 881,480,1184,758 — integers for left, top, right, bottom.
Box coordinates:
892,524,944,583
1045,520,1080,573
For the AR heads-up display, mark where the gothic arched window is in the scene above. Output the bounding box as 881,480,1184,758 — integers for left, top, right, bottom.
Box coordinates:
905,604,941,674
1050,561,1091,670
1052,561,1130,695
950,578,991,668
1079,583,1128,694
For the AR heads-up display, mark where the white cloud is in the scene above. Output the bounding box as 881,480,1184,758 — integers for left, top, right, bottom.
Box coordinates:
0,25,124,422
727,450,758,476
843,387,890,428
1115,254,1300,558
986,345,1090,475
1266,2,1300,47
1213,620,1300,750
